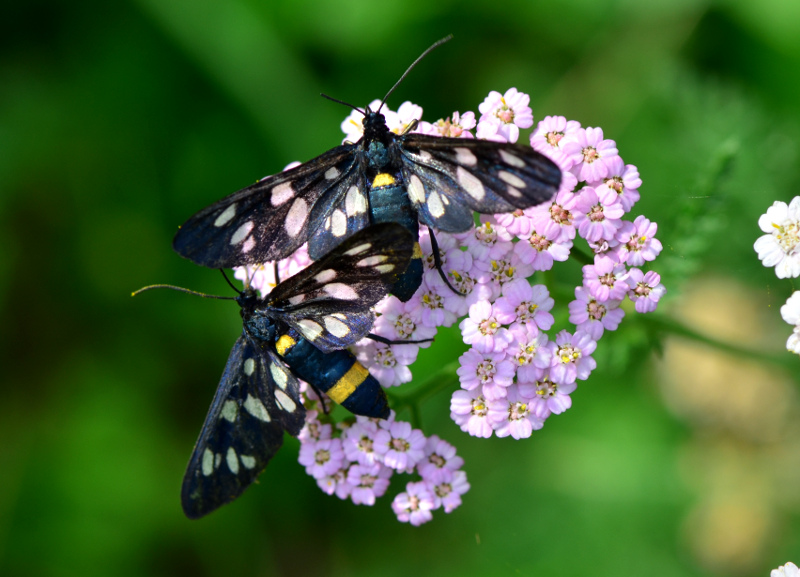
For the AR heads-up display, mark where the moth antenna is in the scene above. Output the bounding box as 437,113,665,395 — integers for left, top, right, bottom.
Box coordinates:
131,284,236,300
320,93,365,115
220,269,243,295
379,35,453,113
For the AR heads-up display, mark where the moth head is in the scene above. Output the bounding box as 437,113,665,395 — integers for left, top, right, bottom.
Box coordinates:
362,109,389,140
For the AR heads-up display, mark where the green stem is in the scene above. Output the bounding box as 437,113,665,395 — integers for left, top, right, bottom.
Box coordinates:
569,245,594,266
388,360,461,426
643,314,797,371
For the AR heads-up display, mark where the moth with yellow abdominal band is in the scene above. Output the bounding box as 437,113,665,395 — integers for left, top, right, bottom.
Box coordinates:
180,224,416,519
172,36,561,302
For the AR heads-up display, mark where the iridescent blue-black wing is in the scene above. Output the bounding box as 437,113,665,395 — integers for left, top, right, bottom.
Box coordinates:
307,177,372,260
397,134,562,231
181,336,304,519
173,144,359,268
265,223,414,353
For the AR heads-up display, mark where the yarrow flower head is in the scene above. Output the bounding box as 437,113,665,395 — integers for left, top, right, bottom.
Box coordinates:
478,88,533,143
771,562,800,577
755,198,800,278
236,85,665,527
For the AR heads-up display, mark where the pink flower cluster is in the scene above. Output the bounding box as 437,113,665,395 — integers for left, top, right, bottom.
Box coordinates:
233,87,666,524
298,408,469,526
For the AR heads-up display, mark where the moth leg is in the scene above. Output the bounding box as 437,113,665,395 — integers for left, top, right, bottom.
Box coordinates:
298,374,330,415
366,334,434,345
427,226,461,296
400,118,419,135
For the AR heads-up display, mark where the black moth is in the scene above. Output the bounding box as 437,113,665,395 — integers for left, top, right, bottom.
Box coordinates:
181,223,414,518
172,37,562,301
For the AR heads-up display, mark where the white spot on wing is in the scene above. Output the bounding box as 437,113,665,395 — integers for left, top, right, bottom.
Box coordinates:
456,167,485,201
345,186,367,216
271,182,294,207
298,319,324,341
357,255,388,267
240,454,256,469
324,316,351,338
284,198,308,238
214,204,237,227
214,453,222,469
499,149,526,168
288,294,305,305
275,390,297,413
427,190,445,217
498,170,526,188
226,447,240,474
221,400,238,422
315,269,336,283
202,448,214,476
454,147,477,166
270,362,288,390
242,237,255,253
244,394,271,422
325,167,340,180
376,264,395,273
344,243,371,256
506,184,523,198
244,358,255,376
408,174,425,204
323,283,358,300
230,221,254,245
331,209,347,237
418,150,433,162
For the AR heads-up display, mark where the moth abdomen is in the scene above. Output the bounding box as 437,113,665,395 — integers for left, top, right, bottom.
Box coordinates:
277,333,389,419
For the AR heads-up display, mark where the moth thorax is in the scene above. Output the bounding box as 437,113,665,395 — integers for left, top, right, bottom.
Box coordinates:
367,140,390,169
243,313,277,341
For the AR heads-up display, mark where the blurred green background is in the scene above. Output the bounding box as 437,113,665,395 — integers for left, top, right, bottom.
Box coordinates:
3,0,800,575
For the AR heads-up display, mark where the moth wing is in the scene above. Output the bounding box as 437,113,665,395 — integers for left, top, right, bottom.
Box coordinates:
180,335,304,519
307,175,372,260
399,134,562,231
267,223,414,352
173,145,358,268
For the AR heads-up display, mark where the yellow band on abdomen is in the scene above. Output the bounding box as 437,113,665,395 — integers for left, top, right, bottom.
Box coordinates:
412,242,422,259
275,334,296,356
327,362,369,404
372,173,395,188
